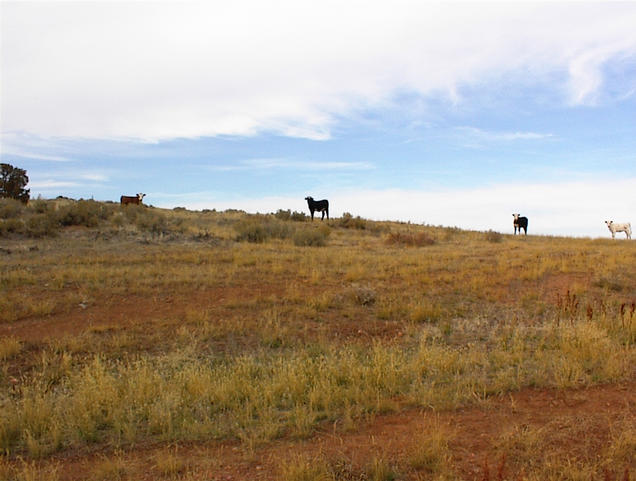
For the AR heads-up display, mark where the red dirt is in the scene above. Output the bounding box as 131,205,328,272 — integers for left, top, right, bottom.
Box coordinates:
28,380,634,480
3,278,634,480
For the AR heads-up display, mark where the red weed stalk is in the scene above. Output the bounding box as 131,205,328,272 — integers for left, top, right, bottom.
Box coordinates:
480,456,490,481
497,454,506,481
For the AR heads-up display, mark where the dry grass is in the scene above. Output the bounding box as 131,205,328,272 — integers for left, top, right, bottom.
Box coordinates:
1,200,635,479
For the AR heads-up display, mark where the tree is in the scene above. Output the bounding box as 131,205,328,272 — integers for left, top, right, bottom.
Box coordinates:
0,163,30,203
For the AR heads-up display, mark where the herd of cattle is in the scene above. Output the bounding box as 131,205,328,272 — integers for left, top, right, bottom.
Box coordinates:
119,193,632,240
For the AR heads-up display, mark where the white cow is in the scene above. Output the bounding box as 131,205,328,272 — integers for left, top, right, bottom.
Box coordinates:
605,220,632,239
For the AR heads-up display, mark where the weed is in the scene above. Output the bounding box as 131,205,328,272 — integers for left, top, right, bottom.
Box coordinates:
154,445,186,477
407,422,453,473
366,456,398,481
90,452,128,481
280,456,331,481
0,337,21,360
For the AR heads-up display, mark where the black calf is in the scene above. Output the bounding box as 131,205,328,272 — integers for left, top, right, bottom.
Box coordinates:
305,196,329,221
512,214,528,235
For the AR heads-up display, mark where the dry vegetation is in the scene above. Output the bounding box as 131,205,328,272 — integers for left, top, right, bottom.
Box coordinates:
0,198,634,480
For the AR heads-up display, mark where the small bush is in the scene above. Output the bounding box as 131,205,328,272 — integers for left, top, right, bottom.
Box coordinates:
29,199,52,214
235,216,296,243
0,218,25,236
275,209,291,221
267,221,295,240
338,212,366,229
293,227,329,246
349,285,377,306
57,200,112,227
235,219,268,243
290,211,308,222
385,231,436,247
135,209,168,235
275,209,308,222
26,215,59,237
484,230,503,243
0,198,25,219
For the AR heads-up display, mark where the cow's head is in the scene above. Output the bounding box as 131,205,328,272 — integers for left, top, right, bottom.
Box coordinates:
605,220,613,227
137,193,146,202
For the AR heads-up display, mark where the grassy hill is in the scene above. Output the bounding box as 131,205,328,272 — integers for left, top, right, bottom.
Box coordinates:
1,198,634,480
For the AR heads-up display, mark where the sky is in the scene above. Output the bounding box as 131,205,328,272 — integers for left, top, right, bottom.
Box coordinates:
1,1,635,237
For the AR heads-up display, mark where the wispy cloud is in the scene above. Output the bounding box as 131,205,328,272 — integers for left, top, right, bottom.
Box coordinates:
28,171,109,194
29,180,80,190
0,147,72,162
208,158,373,172
456,127,554,142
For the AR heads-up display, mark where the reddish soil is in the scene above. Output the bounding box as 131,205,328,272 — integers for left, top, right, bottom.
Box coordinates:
0,285,402,350
3,280,634,480
29,381,634,480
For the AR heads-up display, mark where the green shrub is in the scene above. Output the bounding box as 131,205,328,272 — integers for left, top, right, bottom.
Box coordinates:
293,226,329,246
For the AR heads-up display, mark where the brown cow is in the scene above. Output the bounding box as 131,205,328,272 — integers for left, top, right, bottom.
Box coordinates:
120,193,146,205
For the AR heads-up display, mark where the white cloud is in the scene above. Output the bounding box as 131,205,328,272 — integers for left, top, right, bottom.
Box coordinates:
208,158,373,171
456,127,554,142
28,171,109,194
2,2,636,141
0,148,72,162
168,177,636,238
29,180,80,190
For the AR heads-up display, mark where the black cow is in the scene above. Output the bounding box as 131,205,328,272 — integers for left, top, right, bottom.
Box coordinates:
305,196,329,221
512,213,528,235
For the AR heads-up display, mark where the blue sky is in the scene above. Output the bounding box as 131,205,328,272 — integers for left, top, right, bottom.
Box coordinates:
1,1,635,237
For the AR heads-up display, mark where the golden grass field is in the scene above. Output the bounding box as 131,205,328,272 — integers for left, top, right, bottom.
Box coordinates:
0,199,634,480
